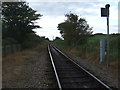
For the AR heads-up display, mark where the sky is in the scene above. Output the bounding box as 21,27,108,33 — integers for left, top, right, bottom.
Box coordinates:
25,0,118,40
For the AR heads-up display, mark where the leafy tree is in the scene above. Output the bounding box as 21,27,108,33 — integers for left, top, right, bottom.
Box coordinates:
2,2,42,43
55,37,61,40
57,13,93,46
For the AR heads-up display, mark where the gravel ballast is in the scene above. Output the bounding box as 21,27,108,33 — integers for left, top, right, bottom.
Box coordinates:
64,51,118,88
2,45,118,89
2,45,57,88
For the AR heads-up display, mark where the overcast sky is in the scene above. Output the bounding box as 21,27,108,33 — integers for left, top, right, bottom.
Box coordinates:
26,0,118,40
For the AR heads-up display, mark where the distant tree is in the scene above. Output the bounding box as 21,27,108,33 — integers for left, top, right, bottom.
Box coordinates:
94,33,104,35
2,0,23,2
55,37,61,40
57,13,93,46
2,2,42,43
45,37,49,41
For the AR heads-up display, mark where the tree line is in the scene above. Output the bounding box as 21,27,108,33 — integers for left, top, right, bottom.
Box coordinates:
2,1,93,48
2,2,42,43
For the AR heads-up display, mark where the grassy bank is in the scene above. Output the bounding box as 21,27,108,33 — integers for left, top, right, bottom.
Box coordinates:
53,34,119,64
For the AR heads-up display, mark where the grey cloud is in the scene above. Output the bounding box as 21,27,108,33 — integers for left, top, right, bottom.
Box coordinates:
28,2,104,17
28,1,118,38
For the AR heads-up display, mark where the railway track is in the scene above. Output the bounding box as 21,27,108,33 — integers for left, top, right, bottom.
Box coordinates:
48,44,112,89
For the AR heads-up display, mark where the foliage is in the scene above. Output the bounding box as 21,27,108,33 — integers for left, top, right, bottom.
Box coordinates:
53,37,62,41
21,33,48,49
54,34,119,62
2,38,18,45
57,13,93,46
2,2,42,43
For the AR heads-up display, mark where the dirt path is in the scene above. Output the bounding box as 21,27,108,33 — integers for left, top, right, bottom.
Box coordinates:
2,45,57,88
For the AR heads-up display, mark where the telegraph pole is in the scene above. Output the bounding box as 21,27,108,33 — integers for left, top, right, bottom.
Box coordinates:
0,1,2,90
101,4,110,67
106,4,110,67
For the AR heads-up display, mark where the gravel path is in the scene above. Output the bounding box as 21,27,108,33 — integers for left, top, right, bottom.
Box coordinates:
2,46,57,88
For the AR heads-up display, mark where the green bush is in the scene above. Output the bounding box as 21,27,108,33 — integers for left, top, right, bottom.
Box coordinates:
54,34,119,62
21,33,47,49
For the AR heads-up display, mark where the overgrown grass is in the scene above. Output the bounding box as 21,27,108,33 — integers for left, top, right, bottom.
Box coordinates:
53,34,119,63
53,39,69,51
21,34,49,49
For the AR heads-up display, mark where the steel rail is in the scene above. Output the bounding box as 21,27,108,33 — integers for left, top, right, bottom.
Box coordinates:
48,45,62,90
53,45,112,90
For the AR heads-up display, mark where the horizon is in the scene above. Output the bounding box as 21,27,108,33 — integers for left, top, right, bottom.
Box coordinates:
26,0,118,40
1,0,118,40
